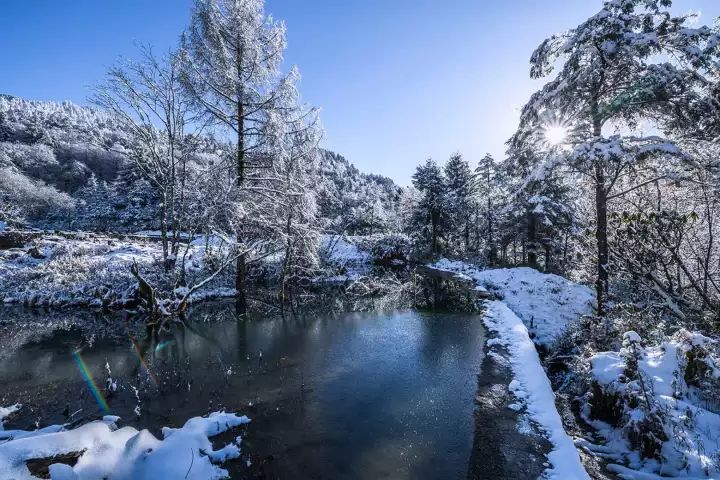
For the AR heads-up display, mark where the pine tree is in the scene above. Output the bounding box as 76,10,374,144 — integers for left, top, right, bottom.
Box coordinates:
412,159,447,255
444,152,475,253
474,153,503,262
513,0,716,314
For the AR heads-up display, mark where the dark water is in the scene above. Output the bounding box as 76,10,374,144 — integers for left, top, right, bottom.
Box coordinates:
0,304,485,479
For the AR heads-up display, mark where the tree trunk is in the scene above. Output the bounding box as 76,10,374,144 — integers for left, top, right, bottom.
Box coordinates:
160,192,170,272
595,164,609,316
544,244,551,273
592,95,608,316
527,209,538,269
431,216,438,255
487,198,496,264
464,222,470,253
236,253,247,312
474,208,480,252
235,54,247,312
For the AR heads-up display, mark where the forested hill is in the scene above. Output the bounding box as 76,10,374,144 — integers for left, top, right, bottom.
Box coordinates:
0,95,402,233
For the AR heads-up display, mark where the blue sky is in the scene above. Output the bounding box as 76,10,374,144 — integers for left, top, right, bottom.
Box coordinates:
1,0,718,184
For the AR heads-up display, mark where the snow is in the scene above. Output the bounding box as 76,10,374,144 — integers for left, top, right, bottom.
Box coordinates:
429,259,594,345
588,330,720,477
426,260,592,477
318,234,371,282
0,404,21,431
0,408,250,479
0,232,237,308
484,301,589,480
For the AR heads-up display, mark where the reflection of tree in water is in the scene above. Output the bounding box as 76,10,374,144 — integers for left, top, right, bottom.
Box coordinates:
0,307,146,360
415,271,477,313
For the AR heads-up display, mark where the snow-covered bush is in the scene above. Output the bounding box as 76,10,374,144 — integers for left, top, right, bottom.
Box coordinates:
586,330,720,476
0,167,74,223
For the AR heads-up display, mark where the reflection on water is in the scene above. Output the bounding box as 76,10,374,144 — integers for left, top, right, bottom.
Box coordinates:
0,303,485,479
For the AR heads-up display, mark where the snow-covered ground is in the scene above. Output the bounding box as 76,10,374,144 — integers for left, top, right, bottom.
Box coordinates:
428,259,720,478
427,259,592,478
0,406,250,479
583,330,720,478
430,259,594,346
485,301,589,479
0,232,234,308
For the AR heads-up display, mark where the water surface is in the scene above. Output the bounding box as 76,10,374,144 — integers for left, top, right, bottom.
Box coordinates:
0,305,485,479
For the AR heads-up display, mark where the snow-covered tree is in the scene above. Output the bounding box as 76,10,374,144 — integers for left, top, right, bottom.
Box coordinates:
182,0,314,309
444,152,476,253
411,159,447,255
0,166,74,224
93,46,198,270
513,0,718,314
474,153,504,262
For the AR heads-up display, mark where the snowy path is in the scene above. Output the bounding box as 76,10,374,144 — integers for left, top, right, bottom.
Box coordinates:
427,260,591,479
483,301,589,480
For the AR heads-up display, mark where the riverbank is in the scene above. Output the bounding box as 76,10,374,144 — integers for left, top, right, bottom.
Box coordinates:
428,258,720,479
425,259,592,479
0,229,412,312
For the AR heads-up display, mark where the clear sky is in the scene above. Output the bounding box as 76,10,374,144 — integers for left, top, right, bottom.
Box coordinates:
1,0,718,185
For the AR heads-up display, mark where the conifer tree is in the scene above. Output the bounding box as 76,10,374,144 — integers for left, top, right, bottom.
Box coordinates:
512,0,717,314
412,159,447,255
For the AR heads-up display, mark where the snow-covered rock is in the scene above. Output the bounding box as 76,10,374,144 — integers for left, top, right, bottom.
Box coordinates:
0,404,21,431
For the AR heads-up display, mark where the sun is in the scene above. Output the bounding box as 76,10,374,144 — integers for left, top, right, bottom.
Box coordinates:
544,124,568,146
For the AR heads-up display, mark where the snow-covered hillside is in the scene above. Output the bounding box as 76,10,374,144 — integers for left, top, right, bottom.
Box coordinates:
0,95,403,233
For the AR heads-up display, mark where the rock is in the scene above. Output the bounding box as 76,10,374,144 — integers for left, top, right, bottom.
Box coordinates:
26,451,84,479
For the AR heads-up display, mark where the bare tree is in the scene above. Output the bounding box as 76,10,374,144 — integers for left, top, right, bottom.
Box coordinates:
93,46,200,270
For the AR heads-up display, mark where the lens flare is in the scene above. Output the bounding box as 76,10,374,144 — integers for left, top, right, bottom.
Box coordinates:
155,340,173,352
72,350,110,413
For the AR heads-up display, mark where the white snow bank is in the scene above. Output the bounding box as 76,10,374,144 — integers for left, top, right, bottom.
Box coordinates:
587,330,720,477
430,259,594,345
0,409,250,479
484,301,589,480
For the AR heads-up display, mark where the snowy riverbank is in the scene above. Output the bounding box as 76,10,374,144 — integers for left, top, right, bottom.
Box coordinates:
0,230,409,310
0,407,250,479
427,258,592,478
429,259,594,346
430,258,720,479
0,231,234,309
